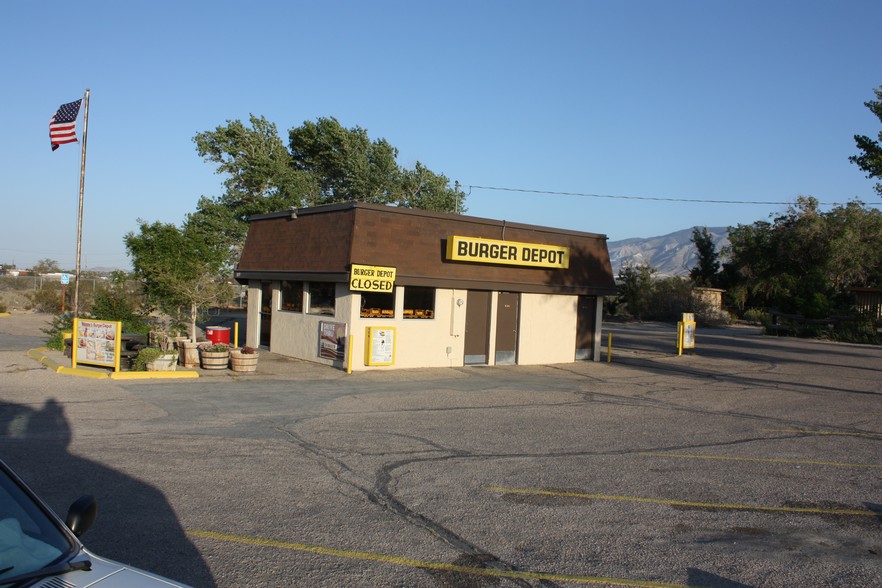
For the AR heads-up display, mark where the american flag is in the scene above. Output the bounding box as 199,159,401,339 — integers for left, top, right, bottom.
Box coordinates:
50,99,82,151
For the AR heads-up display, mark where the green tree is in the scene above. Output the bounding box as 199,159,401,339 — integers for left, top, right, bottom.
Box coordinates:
189,115,466,258
724,197,882,318
194,114,308,208
849,86,882,197
824,200,882,290
288,117,465,210
124,220,232,342
616,264,656,320
191,115,316,256
398,164,466,213
31,259,61,274
688,227,720,287
88,289,148,334
289,116,401,205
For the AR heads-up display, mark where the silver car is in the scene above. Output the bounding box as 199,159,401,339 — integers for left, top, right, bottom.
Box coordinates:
0,458,192,587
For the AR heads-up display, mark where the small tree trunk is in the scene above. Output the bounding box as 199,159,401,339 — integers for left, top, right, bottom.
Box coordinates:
190,302,198,343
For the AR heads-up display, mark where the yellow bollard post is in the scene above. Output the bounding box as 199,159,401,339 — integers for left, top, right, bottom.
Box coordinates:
234,322,239,348
346,335,353,374
677,322,683,356
607,332,612,363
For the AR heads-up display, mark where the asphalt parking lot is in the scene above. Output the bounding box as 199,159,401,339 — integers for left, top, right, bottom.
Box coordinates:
1,313,880,587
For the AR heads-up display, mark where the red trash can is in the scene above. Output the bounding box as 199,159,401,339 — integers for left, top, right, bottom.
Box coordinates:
205,326,231,345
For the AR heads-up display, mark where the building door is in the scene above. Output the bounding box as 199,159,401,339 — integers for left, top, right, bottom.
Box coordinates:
576,296,597,360
464,290,491,365
495,292,519,365
259,281,273,347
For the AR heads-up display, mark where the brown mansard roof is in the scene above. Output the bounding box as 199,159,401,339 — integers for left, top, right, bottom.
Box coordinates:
235,202,616,296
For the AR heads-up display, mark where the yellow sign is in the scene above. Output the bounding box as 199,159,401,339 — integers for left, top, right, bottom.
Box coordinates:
71,318,122,372
350,264,396,292
677,320,696,355
446,236,569,269
365,326,396,366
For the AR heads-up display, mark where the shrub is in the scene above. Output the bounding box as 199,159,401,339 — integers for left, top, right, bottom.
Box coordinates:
89,290,149,334
27,285,65,313
742,308,770,325
133,347,175,371
42,313,74,351
830,317,879,344
644,277,692,322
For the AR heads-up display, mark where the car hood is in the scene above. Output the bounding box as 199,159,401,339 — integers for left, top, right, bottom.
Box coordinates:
31,551,189,587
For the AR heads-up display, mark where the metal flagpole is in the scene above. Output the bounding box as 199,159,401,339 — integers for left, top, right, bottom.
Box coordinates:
73,88,90,317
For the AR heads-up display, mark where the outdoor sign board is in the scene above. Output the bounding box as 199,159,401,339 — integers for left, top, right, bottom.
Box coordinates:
446,235,570,269
678,312,696,355
349,264,397,292
365,326,396,366
71,318,121,371
319,321,347,361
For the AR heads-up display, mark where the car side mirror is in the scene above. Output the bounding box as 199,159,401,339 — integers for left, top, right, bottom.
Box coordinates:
65,495,98,537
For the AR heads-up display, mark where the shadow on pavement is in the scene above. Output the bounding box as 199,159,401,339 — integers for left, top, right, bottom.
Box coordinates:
0,398,216,587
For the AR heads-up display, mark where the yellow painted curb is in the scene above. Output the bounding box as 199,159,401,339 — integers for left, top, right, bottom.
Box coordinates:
27,348,48,361
27,347,199,380
58,366,109,379
110,371,199,380
0,312,11,317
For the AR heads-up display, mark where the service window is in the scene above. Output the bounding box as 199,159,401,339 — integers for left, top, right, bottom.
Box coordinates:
360,291,395,319
308,282,336,316
403,286,435,319
280,281,303,312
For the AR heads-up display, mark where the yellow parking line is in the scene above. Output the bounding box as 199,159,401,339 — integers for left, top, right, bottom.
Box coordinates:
483,487,878,517
188,529,686,588
639,452,882,468
763,428,882,439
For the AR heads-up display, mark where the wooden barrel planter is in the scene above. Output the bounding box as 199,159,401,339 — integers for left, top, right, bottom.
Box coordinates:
200,349,230,370
230,350,259,373
179,341,200,368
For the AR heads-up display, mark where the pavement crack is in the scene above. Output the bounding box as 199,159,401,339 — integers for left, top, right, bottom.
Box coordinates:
277,426,558,587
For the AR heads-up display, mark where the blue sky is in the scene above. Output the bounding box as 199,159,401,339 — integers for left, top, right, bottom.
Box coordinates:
2,0,880,270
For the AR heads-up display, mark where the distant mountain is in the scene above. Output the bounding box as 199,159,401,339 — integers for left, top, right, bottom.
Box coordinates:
607,227,729,277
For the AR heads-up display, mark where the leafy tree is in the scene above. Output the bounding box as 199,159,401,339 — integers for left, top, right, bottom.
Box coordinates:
194,114,308,207
31,259,61,274
109,270,129,288
88,289,148,334
824,200,882,290
724,196,882,318
647,276,693,322
688,227,720,287
289,116,401,205
191,115,316,258
185,198,246,270
616,264,656,320
189,115,466,257
849,86,882,197
398,164,465,213
125,220,232,342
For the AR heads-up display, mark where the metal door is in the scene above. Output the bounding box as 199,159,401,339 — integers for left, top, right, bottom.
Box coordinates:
259,281,273,347
494,292,519,365
464,291,491,365
576,296,597,360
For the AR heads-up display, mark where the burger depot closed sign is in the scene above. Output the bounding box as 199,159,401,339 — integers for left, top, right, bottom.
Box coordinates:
350,264,397,292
